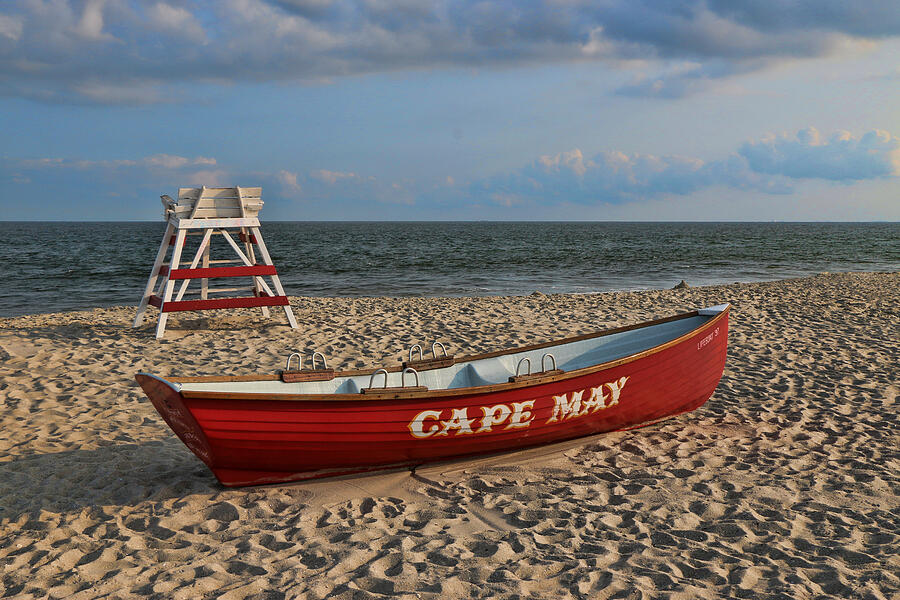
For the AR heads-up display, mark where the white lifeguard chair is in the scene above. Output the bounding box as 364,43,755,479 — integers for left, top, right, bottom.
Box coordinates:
133,186,298,339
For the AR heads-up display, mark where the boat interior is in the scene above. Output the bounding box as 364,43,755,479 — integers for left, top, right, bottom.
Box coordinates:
174,306,726,395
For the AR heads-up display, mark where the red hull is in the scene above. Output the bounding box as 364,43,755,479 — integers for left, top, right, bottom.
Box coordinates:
136,308,729,486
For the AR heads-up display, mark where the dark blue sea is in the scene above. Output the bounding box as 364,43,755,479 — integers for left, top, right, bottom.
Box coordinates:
0,222,897,318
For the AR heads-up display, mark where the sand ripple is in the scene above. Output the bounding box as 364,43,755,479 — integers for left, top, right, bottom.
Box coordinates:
1,272,898,598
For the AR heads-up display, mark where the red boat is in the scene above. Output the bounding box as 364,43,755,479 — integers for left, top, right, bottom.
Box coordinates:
136,304,729,487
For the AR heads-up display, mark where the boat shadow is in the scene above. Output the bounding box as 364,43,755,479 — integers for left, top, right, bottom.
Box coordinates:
0,440,220,521
1,411,732,522
1,437,567,522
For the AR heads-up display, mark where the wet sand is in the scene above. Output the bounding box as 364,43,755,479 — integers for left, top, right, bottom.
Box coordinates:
1,272,898,599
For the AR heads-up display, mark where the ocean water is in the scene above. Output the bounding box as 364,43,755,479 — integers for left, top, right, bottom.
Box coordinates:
0,221,897,318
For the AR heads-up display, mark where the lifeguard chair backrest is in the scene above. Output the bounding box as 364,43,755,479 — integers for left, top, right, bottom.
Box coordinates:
162,186,264,220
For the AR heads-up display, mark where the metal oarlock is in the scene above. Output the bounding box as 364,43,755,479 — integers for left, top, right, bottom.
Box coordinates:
509,354,562,383
281,350,335,382
402,367,420,388
285,352,302,371
401,341,455,370
311,351,328,370
408,344,423,363
541,353,557,372
515,357,532,377
369,368,389,389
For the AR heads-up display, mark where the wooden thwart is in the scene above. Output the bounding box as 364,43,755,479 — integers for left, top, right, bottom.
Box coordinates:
134,186,298,338
281,369,336,383
401,357,456,371
508,369,564,383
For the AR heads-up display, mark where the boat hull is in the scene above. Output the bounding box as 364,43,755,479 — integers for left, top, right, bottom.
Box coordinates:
136,309,728,486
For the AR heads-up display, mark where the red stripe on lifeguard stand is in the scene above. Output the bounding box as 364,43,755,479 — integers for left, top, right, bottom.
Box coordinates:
168,265,277,279
149,295,289,312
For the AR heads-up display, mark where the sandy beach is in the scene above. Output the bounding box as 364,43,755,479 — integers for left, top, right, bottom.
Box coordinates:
1,271,897,599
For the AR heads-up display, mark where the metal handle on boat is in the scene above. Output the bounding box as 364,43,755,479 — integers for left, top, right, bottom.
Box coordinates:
541,353,557,372
285,352,302,371
432,342,448,358
311,352,327,370
401,367,420,388
369,368,389,389
515,357,531,377
408,344,423,363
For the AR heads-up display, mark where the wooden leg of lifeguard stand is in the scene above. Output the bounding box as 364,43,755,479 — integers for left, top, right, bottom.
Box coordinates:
242,226,270,317
220,230,279,299
201,242,209,300
251,226,298,329
134,221,174,327
174,229,213,302
156,228,187,339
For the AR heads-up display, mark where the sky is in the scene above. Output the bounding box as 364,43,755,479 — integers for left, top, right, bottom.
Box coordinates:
1,0,899,221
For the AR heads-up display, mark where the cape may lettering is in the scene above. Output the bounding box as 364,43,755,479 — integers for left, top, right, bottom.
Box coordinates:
407,401,536,439
407,375,630,439
547,376,629,423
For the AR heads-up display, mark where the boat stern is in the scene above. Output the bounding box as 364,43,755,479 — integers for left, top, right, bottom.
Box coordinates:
135,373,215,469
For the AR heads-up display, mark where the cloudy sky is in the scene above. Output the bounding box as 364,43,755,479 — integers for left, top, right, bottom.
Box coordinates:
1,0,898,220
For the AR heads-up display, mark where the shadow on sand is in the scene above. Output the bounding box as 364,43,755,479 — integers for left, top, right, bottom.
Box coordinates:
0,429,628,522
0,440,219,521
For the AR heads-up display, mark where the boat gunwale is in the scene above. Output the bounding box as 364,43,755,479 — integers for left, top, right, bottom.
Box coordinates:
164,305,729,403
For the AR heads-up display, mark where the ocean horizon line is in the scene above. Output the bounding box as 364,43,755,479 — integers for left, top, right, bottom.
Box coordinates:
2,219,899,224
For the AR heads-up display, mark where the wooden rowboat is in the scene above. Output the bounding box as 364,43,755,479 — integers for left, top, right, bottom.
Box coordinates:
136,304,729,487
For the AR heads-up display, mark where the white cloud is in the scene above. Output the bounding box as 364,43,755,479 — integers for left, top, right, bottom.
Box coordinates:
145,154,217,169
18,157,64,168
3,0,900,103
146,3,206,39
5,127,897,216
183,169,231,186
311,169,358,184
475,128,898,205
17,154,218,170
72,0,115,42
72,81,168,105
490,192,521,208
739,127,900,181
537,149,588,177
277,169,302,192
0,14,24,41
